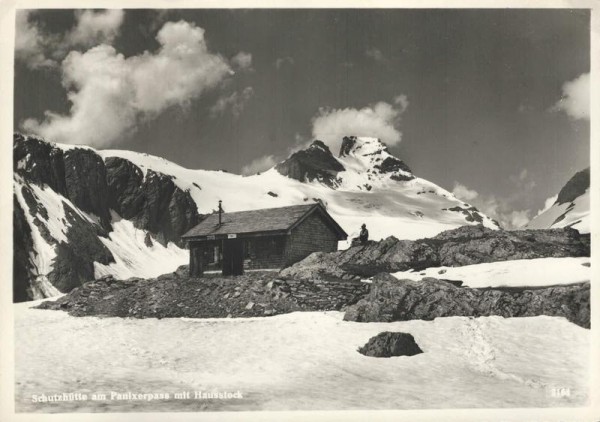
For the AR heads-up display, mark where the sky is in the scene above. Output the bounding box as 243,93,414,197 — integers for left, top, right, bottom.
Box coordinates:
14,9,590,229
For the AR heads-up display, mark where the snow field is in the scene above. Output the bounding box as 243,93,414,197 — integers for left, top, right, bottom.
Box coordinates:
392,257,591,288
14,304,589,412
527,189,590,233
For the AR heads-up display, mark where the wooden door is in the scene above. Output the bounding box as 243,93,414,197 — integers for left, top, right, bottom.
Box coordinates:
189,244,204,277
223,239,244,276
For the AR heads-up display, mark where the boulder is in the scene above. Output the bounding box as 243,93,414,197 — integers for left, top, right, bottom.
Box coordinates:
358,332,423,357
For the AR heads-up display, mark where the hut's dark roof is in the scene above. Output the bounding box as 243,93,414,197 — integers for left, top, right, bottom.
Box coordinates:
181,203,347,240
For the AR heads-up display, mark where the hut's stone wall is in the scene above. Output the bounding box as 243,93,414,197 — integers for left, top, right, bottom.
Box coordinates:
285,212,339,266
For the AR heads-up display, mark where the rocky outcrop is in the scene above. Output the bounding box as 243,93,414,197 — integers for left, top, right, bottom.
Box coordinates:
527,167,590,232
15,135,201,247
344,273,590,328
373,157,413,181
48,204,115,293
339,136,414,181
14,134,67,196
275,140,345,187
280,225,590,280
105,158,199,246
431,225,589,266
443,206,484,223
14,134,112,229
104,156,145,216
358,332,423,357
14,180,115,297
63,147,111,229
13,133,200,301
13,195,34,302
556,167,589,205
36,267,369,318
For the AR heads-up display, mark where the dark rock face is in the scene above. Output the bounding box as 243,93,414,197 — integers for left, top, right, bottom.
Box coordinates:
13,195,34,302
281,225,590,280
104,156,145,217
14,134,112,229
14,133,67,195
344,273,590,328
63,148,111,229
358,332,423,357
13,133,200,300
556,167,590,205
48,205,115,293
104,158,200,246
13,180,116,301
275,140,345,187
339,136,358,157
373,157,413,181
443,206,484,223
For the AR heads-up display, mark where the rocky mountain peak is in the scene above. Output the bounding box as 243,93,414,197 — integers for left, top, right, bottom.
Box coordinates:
307,139,331,153
337,136,414,184
274,139,345,187
526,167,590,233
339,136,388,157
556,167,590,205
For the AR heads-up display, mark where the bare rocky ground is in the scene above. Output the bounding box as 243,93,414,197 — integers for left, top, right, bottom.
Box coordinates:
36,267,369,318
37,225,591,329
37,267,590,329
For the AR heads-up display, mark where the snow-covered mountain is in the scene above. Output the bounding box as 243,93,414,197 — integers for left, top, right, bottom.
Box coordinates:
13,133,498,301
527,168,590,233
102,135,499,240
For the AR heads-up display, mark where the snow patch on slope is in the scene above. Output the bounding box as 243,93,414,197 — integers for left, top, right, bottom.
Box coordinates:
94,211,188,280
527,189,589,233
336,137,412,189
14,177,64,284
392,257,591,288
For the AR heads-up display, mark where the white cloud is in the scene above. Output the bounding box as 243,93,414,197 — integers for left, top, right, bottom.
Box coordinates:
210,87,254,118
275,56,294,69
551,72,590,120
231,51,253,71
477,195,531,230
15,10,58,69
393,94,409,114
66,10,125,47
23,20,234,147
535,194,558,217
509,168,536,191
452,182,479,201
241,154,277,175
16,9,125,70
450,181,532,229
311,98,408,150
366,47,385,62
505,210,531,229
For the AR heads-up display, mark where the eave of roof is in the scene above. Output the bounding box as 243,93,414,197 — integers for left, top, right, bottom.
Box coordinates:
181,202,347,240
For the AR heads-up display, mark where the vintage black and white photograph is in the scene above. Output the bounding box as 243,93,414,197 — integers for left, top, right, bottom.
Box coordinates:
2,3,597,419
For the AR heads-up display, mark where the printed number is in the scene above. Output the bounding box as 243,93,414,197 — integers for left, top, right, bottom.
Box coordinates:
551,388,571,397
